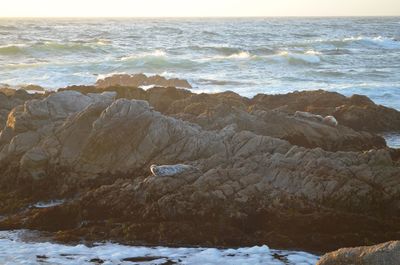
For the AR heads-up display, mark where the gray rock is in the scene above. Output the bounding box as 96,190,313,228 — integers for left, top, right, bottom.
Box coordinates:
317,241,400,265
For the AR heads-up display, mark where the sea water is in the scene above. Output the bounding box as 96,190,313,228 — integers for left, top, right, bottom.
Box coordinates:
0,17,398,263
0,17,399,110
0,230,319,265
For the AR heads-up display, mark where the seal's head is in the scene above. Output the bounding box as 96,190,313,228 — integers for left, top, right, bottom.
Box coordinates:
323,116,338,127
150,164,159,176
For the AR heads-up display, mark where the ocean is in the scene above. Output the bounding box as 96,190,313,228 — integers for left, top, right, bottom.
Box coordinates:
0,17,400,263
0,17,399,110
0,230,318,265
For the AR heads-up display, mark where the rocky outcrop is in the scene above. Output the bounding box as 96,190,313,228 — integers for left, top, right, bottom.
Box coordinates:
0,88,45,131
0,87,398,253
96,73,192,89
165,92,385,151
59,87,392,152
252,90,400,133
317,241,400,265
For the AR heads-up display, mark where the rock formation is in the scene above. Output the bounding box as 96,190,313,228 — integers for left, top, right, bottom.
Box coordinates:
0,87,46,131
0,85,399,253
95,73,192,89
317,241,400,265
252,90,400,133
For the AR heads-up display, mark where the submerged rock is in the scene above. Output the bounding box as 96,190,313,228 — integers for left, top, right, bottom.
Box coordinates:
317,241,400,265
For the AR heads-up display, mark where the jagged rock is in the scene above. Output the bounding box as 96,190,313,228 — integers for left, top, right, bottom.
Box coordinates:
96,73,192,89
317,241,400,265
169,97,384,151
0,88,44,130
0,88,399,253
252,89,400,132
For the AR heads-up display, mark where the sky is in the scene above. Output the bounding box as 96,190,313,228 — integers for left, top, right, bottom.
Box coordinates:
0,0,399,17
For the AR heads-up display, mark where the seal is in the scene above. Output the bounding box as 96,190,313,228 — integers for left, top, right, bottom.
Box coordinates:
323,115,338,127
294,111,323,122
150,164,193,177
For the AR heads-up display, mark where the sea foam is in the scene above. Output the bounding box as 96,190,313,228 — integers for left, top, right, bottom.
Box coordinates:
0,230,319,265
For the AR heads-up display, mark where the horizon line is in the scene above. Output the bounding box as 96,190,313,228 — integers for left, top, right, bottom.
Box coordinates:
0,15,399,19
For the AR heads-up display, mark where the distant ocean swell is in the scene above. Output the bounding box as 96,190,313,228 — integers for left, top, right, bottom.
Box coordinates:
0,18,399,110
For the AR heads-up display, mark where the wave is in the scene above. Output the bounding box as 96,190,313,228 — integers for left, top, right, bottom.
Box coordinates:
201,51,258,61
0,41,107,56
118,51,198,70
270,50,322,64
342,36,400,49
227,51,253,59
201,30,221,37
0,44,28,55
196,49,323,65
120,50,167,61
307,36,400,49
185,45,243,56
197,78,256,86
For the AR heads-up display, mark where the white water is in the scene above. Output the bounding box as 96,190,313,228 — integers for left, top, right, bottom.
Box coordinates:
0,17,399,110
0,230,319,265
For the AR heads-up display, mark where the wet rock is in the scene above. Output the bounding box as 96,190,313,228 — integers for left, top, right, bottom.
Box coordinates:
317,241,400,265
122,256,166,262
89,258,104,264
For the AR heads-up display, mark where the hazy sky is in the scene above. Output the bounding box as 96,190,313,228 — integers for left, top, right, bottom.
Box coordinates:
0,0,399,17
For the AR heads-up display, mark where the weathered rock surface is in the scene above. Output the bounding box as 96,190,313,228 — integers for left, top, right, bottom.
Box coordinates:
317,241,400,265
0,87,399,253
0,87,45,130
96,73,192,89
252,90,400,133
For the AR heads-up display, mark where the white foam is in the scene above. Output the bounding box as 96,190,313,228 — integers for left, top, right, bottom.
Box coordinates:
32,200,65,208
273,51,321,64
343,36,400,49
120,50,167,61
0,230,319,265
96,72,128,81
382,133,400,149
201,51,256,61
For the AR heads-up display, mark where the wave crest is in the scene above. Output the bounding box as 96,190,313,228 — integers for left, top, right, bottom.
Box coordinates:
120,50,167,61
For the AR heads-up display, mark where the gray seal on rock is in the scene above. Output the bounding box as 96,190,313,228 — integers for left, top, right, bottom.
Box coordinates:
150,164,194,177
294,111,323,122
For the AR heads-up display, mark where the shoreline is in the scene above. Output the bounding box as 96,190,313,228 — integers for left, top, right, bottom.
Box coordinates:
0,77,400,263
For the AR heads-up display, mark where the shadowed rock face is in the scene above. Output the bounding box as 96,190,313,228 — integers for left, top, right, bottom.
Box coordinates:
317,241,400,265
0,86,399,252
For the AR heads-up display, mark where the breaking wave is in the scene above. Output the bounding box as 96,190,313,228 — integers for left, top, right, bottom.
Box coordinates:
306,36,400,49
0,41,107,56
273,50,322,64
